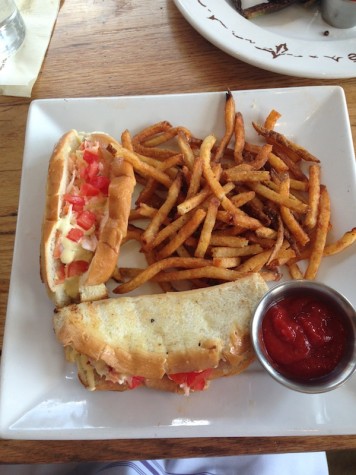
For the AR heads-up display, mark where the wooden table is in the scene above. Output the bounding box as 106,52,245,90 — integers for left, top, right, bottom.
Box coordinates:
0,0,355,464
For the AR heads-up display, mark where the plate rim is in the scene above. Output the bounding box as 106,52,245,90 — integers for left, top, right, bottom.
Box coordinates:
173,0,356,79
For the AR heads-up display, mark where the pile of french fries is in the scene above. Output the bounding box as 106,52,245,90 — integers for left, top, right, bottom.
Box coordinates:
108,91,356,294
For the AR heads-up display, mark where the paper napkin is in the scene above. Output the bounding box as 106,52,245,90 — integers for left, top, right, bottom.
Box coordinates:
0,0,60,97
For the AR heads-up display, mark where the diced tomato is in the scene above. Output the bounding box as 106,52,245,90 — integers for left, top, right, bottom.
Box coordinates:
77,210,97,230
67,260,89,277
129,376,145,390
55,263,66,284
168,369,212,391
87,160,100,180
80,182,100,197
90,175,110,195
67,228,84,242
63,194,85,207
83,149,99,164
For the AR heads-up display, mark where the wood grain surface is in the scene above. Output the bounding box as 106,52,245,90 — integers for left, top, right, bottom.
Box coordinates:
0,0,355,464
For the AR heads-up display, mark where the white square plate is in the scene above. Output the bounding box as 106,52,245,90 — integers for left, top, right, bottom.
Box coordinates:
1,86,356,440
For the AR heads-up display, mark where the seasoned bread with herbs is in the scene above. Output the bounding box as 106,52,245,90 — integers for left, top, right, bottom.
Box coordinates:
40,129,136,308
53,274,268,394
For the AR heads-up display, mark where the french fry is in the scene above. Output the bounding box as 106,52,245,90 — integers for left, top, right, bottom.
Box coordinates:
230,191,256,208
156,208,207,260
264,109,281,130
304,164,321,230
142,126,191,147
132,120,172,145
211,244,263,258
186,154,203,199
177,130,195,170
214,90,236,162
113,257,212,294
154,267,253,283
287,262,304,280
266,216,284,267
304,186,331,280
141,173,182,250
111,91,355,295
248,144,272,170
252,122,320,163
248,182,308,213
209,235,249,247
234,112,245,164
279,176,310,247
195,198,220,258
213,256,242,268
323,228,356,256
224,170,271,182
110,141,173,188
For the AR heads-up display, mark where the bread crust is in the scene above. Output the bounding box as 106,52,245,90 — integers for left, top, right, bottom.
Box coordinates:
40,130,135,306
54,275,269,390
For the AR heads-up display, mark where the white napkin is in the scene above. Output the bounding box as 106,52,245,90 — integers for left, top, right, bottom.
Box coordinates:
0,0,60,97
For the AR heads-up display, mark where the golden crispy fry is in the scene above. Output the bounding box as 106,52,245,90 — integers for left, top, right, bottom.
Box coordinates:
150,213,192,250
268,248,296,267
279,177,310,247
141,173,182,251
177,165,222,215
156,208,207,260
113,257,212,294
212,256,242,268
111,141,173,188
177,130,195,170
224,170,271,182
248,182,308,213
154,267,253,283
211,244,263,258
132,121,172,145
287,262,304,280
195,198,220,258
252,122,320,163
113,91,354,295
266,216,284,267
129,203,157,220
290,179,308,192
248,144,273,170
209,235,249,247
304,164,321,230
267,151,289,173
264,109,281,130
186,154,203,199
255,227,277,239
142,126,191,147
214,90,236,162
237,249,272,273
122,225,144,244
230,191,256,208
323,228,356,256
202,135,256,227
304,186,331,280
234,112,245,164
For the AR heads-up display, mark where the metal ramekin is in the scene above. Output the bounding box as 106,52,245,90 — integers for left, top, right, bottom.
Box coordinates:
251,280,356,394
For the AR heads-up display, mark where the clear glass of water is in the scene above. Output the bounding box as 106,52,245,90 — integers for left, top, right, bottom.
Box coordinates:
0,0,26,62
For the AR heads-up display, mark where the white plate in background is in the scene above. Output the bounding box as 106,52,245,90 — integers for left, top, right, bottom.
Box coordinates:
174,0,356,79
1,86,356,439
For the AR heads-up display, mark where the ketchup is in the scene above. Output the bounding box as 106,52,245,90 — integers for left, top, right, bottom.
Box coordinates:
262,293,347,381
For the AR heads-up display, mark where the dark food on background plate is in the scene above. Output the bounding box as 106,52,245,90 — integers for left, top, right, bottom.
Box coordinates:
233,0,319,19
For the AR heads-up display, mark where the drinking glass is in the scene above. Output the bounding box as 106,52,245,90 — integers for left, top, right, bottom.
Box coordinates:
0,0,26,62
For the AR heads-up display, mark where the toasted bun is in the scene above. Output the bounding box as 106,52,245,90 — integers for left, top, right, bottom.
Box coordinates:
54,275,268,392
40,130,135,307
